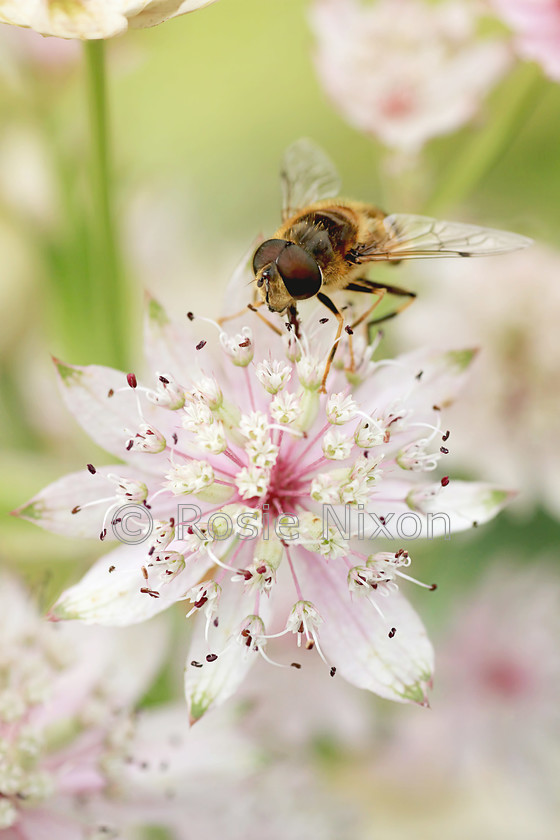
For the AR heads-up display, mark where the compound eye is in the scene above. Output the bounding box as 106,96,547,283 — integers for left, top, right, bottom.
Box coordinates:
276,243,322,300
253,240,288,275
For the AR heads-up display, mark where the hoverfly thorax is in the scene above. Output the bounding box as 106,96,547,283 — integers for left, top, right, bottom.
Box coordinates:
253,239,323,312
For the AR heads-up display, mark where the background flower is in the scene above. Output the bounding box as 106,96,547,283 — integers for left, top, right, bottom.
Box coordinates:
0,0,220,40
492,0,560,82
391,246,560,518
310,0,511,155
0,572,255,838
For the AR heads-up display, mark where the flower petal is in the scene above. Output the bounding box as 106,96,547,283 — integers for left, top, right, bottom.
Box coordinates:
407,480,515,533
13,465,154,539
298,551,434,704
185,583,271,723
358,346,478,418
128,0,219,30
50,543,212,626
53,358,172,473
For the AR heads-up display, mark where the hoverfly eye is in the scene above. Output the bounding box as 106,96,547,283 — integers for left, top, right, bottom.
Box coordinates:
276,243,322,300
253,239,289,275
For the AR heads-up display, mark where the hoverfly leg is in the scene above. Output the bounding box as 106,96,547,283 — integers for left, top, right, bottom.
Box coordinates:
317,292,344,393
217,300,283,336
363,281,416,335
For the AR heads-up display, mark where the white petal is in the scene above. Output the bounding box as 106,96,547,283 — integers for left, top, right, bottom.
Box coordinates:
358,347,478,417
298,552,434,704
407,480,514,533
143,293,215,385
13,465,153,539
54,359,173,474
51,543,212,626
185,583,271,723
127,0,219,30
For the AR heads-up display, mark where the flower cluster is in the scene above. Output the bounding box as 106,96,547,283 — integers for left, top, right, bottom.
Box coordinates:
0,0,219,40
0,574,253,837
310,0,511,154
16,288,512,721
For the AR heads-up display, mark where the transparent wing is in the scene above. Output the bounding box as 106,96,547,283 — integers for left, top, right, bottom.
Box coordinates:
359,214,533,261
281,138,341,222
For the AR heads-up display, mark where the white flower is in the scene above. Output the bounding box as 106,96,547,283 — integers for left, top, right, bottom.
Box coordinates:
310,0,511,154
0,0,220,40
15,287,512,720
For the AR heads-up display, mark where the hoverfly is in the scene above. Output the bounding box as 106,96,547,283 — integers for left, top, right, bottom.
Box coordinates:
248,139,531,390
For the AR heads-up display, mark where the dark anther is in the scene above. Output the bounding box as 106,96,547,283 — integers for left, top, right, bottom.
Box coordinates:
159,375,169,384
206,653,218,662
193,596,208,609
71,505,81,515
190,660,203,668
472,520,478,528
196,340,207,351
388,627,397,638
87,464,96,474
319,317,329,324
187,312,194,321
108,565,115,573
213,617,219,627
441,476,450,487
330,666,336,677
256,565,267,574
440,446,449,454
107,388,114,398
433,404,441,411
100,529,107,540
127,373,137,389
291,662,302,669
442,430,450,442
345,326,354,335
429,584,438,591
239,338,251,348
172,433,178,445
415,370,423,380
140,587,160,598
126,440,133,451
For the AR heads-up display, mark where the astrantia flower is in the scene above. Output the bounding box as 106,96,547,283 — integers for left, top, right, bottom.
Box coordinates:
0,0,219,40
492,0,560,82
16,287,513,721
0,573,252,838
310,0,511,154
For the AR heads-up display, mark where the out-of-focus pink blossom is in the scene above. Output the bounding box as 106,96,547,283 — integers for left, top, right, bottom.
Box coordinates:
0,574,252,837
381,564,560,794
311,0,512,154
492,0,560,81
392,245,560,517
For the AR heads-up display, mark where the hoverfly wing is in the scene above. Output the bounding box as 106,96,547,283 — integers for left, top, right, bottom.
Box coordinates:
361,214,533,261
281,138,341,222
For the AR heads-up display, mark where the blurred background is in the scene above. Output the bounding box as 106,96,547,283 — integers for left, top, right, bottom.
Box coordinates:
1,0,559,838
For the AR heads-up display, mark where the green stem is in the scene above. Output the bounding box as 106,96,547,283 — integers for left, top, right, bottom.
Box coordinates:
424,63,543,216
84,40,129,369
